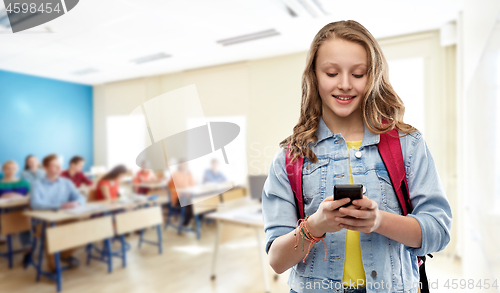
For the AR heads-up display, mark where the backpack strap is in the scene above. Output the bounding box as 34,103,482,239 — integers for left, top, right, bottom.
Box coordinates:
285,147,305,219
378,129,413,216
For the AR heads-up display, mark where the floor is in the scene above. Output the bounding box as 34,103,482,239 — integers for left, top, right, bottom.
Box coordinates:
0,220,463,293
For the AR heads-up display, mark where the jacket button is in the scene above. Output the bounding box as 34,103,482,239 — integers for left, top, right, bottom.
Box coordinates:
371,270,377,278
355,151,362,158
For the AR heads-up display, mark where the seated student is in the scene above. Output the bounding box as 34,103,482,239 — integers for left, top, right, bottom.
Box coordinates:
95,165,127,201
133,161,158,194
0,160,32,265
61,156,92,188
167,160,195,227
20,155,45,187
0,161,30,198
30,154,86,271
202,158,227,184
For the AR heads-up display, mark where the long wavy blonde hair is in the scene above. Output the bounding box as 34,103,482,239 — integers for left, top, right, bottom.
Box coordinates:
280,20,418,163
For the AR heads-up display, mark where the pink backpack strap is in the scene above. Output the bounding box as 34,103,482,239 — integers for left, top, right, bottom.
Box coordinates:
379,128,430,269
285,147,305,219
378,128,413,216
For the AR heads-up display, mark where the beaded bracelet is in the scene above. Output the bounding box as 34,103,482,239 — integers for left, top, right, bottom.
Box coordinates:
293,215,327,263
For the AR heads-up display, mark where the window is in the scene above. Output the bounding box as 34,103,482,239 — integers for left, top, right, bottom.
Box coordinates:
387,57,426,134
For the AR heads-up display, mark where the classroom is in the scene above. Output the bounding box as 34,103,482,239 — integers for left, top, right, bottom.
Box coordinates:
0,1,499,293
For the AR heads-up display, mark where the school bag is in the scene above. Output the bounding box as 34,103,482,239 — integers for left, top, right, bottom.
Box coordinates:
285,127,433,293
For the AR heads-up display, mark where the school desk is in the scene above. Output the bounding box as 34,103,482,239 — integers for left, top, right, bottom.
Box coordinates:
0,196,30,268
132,180,168,196
166,185,246,238
205,199,275,293
23,196,168,292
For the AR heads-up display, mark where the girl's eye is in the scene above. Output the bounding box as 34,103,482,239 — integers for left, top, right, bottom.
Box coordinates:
326,73,337,77
353,74,364,78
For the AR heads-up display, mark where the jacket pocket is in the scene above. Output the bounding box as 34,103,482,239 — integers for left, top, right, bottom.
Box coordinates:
302,158,329,198
302,158,329,216
375,169,402,213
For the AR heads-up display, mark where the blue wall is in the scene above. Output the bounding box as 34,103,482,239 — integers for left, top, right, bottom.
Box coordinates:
0,70,93,173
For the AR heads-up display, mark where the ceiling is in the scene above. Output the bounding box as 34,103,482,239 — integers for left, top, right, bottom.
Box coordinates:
0,0,463,85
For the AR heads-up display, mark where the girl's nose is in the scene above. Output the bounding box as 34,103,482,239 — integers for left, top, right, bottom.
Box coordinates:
337,73,352,90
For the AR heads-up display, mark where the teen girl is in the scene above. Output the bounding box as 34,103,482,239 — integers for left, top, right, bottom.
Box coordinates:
261,20,452,293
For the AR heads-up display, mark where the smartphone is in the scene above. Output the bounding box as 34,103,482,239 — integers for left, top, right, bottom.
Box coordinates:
333,184,363,209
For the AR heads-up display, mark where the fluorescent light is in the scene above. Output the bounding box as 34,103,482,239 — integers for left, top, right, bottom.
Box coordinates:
72,67,99,75
131,52,171,64
216,29,280,46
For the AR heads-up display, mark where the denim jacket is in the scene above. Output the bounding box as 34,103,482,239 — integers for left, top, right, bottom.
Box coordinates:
262,117,452,293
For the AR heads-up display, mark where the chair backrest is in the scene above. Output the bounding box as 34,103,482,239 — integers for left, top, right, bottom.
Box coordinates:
114,206,163,235
221,187,246,202
46,216,114,254
193,195,221,215
0,211,31,236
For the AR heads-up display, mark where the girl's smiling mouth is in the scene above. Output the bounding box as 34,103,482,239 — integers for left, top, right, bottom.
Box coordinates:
332,95,356,104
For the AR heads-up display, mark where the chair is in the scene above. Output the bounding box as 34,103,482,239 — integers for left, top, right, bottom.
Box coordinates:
0,211,31,268
164,190,182,230
46,216,114,292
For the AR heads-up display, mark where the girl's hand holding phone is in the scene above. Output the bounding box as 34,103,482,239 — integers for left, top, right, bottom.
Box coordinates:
335,195,383,233
307,196,361,237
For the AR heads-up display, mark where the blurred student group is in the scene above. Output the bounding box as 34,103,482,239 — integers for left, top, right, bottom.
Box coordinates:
0,144,267,292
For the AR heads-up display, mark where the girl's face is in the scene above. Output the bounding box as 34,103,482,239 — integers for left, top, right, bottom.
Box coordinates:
27,156,38,170
315,38,368,120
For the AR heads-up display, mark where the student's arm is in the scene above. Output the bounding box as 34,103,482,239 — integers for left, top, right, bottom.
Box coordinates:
81,173,93,186
67,179,86,206
24,179,31,194
0,192,22,199
99,183,112,201
401,134,452,255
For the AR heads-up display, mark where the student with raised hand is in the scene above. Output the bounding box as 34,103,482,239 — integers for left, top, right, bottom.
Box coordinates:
30,154,86,271
61,156,93,188
20,155,45,188
95,165,128,201
262,20,452,293
0,160,32,266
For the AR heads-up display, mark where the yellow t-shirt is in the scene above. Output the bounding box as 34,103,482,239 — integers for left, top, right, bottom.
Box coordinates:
342,140,366,287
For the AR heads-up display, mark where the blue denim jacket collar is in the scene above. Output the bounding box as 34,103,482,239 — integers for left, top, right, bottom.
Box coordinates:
315,116,380,148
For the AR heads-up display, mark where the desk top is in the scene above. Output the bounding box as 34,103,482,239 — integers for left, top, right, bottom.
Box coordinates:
132,181,168,189
0,197,29,209
24,196,168,223
205,202,263,227
177,182,235,196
